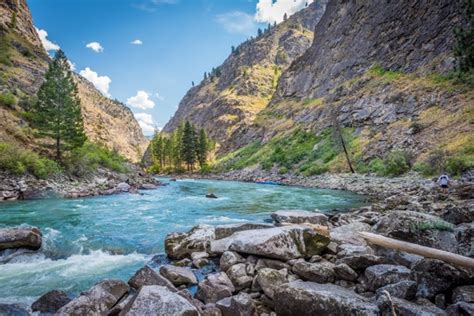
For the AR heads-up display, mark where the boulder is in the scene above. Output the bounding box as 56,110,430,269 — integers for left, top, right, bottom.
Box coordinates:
216,293,256,316
57,279,129,315
256,268,288,299
377,296,446,316
191,251,209,260
0,227,42,250
411,259,470,299
206,193,218,199
214,223,273,240
271,210,328,225
159,265,197,286
220,251,245,272
128,266,176,292
0,304,29,316
225,263,253,291
292,260,335,283
117,182,131,192
375,280,417,300
120,285,198,316
364,264,412,291
330,222,371,245
31,289,71,314
255,258,290,271
196,272,235,304
193,258,209,268
334,263,358,282
165,225,215,259
211,225,329,260
336,253,388,271
446,302,474,315
452,285,474,303
274,280,379,316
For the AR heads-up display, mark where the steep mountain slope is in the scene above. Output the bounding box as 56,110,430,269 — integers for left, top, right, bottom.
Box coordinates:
0,0,148,162
168,0,472,175
163,1,328,152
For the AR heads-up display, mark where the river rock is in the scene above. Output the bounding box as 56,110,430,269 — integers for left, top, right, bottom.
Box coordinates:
211,225,330,260
274,280,379,316
364,264,412,291
57,279,129,315
225,263,253,291
31,289,71,314
215,293,256,316
196,272,236,304
255,258,290,271
116,182,131,192
336,253,388,271
375,280,417,300
334,263,358,282
214,223,273,240
128,265,176,292
292,260,335,283
446,302,474,315
165,224,215,259
120,285,198,316
256,268,288,299
411,259,470,299
452,285,474,303
220,251,245,272
377,296,446,316
159,265,197,286
330,222,371,245
271,210,328,225
0,227,42,250
0,304,29,316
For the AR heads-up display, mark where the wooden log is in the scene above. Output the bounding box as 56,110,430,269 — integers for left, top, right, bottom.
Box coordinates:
358,231,474,271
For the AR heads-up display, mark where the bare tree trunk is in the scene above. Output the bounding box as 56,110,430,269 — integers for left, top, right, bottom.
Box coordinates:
331,107,354,173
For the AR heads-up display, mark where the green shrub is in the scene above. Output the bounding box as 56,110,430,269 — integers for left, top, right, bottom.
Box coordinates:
446,155,474,176
0,91,17,107
0,142,61,178
384,150,410,176
413,162,435,177
65,142,129,176
302,163,328,176
278,166,288,174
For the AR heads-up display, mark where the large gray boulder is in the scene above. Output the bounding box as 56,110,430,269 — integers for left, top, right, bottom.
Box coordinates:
364,264,412,291
274,280,379,316
215,293,256,316
377,296,446,316
159,265,197,286
225,263,253,291
0,227,42,250
255,268,288,299
196,272,235,304
330,222,371,245
120,285,198,316
214,223,273,240
165,225,215,259
375,280,417,300
56,279,129,315
292,260,335,283
211,225,329,260
128,265,176,292
31,290,71,314
220,251,245,272
271,210,328,225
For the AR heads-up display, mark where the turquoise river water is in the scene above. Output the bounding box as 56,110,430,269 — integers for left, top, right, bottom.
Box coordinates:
0,178,366,305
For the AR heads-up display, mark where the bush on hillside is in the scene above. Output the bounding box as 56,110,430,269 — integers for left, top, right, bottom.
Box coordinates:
384,150,411,176
0,142,61,178
0,91,17,107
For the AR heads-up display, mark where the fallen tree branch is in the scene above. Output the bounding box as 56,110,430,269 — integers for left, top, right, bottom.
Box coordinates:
358,231,474,270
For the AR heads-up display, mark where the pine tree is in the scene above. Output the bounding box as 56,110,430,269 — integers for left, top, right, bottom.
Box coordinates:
30,50,86,161
258,28,263,37
181,121,196,171
283,13,288,21
196,128,208,169
204,72,207,80
151,132,164,170
231,46,235,54
192,81,195,87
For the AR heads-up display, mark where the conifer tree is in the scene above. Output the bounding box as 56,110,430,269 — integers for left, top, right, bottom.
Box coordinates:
196,128,208,169
30,49,86,161
181,121,196,171
258,28,263,37
151,132,164,169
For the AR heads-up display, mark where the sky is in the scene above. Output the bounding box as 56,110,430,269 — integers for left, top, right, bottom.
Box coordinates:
29,0,314,136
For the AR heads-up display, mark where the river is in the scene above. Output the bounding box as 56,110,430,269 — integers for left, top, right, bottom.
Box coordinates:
0,178,365,305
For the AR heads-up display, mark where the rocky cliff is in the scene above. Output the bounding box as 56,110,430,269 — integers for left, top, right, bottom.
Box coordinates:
167,0,472,174
163,1,328,152
0,0,148,162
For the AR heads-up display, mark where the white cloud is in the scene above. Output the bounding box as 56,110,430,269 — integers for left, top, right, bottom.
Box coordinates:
134,112,158,135
67,60,76,71
86,42,104,53
35,27,60,51
79,67,111,97
131,39,143,45
154,92,164,101
127,91,155,110
216,11,257,35
255,0,313,24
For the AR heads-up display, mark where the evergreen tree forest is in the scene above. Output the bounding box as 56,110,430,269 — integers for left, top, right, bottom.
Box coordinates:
150,121,214,173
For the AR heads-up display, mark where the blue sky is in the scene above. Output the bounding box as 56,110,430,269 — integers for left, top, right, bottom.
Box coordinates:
29,0,313,135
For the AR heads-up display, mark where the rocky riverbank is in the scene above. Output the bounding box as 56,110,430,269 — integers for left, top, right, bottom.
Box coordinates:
0,164,161,201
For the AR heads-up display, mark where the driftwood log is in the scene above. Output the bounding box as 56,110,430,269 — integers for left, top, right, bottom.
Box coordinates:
359,231,474,271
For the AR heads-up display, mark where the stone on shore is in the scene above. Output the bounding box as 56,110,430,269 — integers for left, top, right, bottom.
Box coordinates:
214,223,273,240
271,210,328,226
330,222,371,245
116,182,131,192
215,293,256,316
256,268,288,299
165,225,215,260
377,296,446,316
0,227,42,251
211,225,329,260
31,289,71,314
334,263,358,282
375,280,417,300
159,265,198,286
56,279,129,315
364,264,412,291
0,304,29,316
120,285,199,316
273,280,379,316
225,263,253,291
196,272,235,304
452,285,474,303
220,251,245,272
128,265,176,292
292,260,335,283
